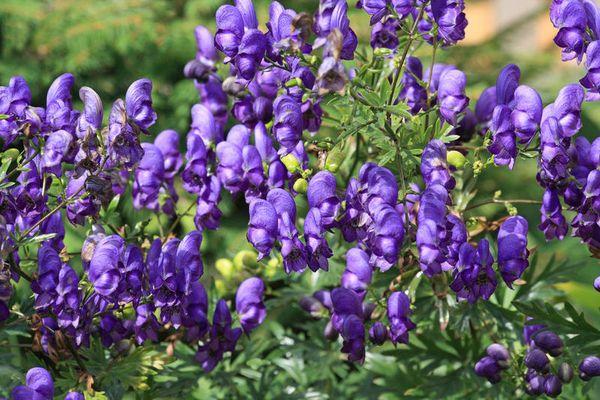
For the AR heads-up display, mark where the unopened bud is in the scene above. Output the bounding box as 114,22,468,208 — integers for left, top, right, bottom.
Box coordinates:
447,150,466,169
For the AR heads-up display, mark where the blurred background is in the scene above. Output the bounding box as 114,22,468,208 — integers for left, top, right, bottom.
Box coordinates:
0,0,597,324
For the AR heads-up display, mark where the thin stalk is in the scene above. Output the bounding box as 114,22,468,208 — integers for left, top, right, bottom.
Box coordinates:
463,198,542,212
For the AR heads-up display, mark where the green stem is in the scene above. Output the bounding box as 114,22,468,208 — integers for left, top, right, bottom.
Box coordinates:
463,198,542,212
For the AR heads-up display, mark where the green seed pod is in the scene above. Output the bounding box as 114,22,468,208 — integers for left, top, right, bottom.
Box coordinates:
447,150,467,169
325,146,345,172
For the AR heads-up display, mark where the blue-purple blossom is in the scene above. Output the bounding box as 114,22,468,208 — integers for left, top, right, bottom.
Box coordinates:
341,247,372,300
125,78,157,132
307,171,340,228
133,143,165,212
247,199,278,259
539,188,568,241
387,291,415,345
370,18,401,49
0,76,31,148
313,0,358,60
437,68,469,125
369,321,388,345
235,276,266,332
421,139,455,190
11,367,54,400
303,208,333,271
450,239,497,303
579,355,600,380
272,95,303,155
398,57,427,114
497,216,529,287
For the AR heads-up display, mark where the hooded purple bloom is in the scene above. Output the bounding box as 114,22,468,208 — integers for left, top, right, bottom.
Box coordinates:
266,1,310,57
512,85,543,143
125,78,157,132
341,248,372,300
340,314,366,363
182,131,208,195
387,291,415,345
106,99,144,168
273,95,303,155
307,171,340,228
11,367,54,400
538,117,571,188
0,76,31,148
533,330,564,357
398,57,428,114
525,348,550,372
581,40,600,99
437,68,469,125
313,0,358,60
65,393,85,400
304,208,333,271
75,87,103,164
370,17,401,49
368,203,405,271
267,188,306,273
235,277,266,332
426,0,468,46
133,143,165,212
579,355,600,380
361,0,390,25
247,199,278,259
542,83,585,138
46,73,78,134
421,139,456,190
474,356,502,384
539,188,568,240
154,130,183,180
41,129,72,176
497,216,530,287
194,174,223,230
330,287,363,332
474,86,497,130
195,299,242,372
88,235,125,298
369,321,388,345
550,0,593,62
184,26,218,81
450,239,497,303
416,184,450,276
134,303,161,344
64,170,103,225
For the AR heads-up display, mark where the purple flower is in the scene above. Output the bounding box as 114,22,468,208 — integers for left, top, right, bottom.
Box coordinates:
398,57,427,114
387,291,415,345
474,86,497,130
182,131,208,195
539,188,568,240
273,95,303,154
525,348,550,372
88,235,125,298
512,85,543,143
303,208,333,271
307,171,340,228
247,199,278,259
65,393,85,400
46,73,78,134
550,0,592,62
154,130,183,180
133,143,165,212
11,367,54,400
106,99,144,168
497,216,529,287
235,277,266,332
533,330,564,357
0,76,31,148
184,26,218,81
75,87,103,164
421,139,456,190
579,355,600,380
41,130,72,177
544,374,562,397
267,188,306,273
266,1,310,57
361,0,390,25
194,175,223,230
450,239,497,303
125,78,157,132
488,105,518,168
341,248,372,300
340,314,366,363
437,68,469,125
474,356,502,384
316,56,349,95
370,18,401,49
542,83,585,138
423,0,468,46
368,203,405,271
416,184,449,276
330,287,363,332
313,0,358,60
134,303,160,344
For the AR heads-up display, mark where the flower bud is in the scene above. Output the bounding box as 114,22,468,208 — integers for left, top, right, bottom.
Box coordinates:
558,362,574,383
525,349,549,372
293,178,308,194
325,146,345,172
280,153,301,173
579,356,600,381
525,374,545,396
374,47,394,57
233,250,258,271
215,258,235,279
369,322,388,345
543,374,562,398
299,296,323,317
533,331,563,357
447,150,467,169
486,343,510,369
594,276,600,292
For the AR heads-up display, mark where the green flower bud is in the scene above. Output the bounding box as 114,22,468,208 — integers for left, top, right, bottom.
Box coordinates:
447,150,466,169
280,153,301,173
293,178,308,194
233,250,258,270
325,146,345,172
215,258,235,279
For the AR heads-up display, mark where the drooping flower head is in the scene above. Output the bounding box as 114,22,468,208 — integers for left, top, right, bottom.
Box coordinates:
235,277,266,332
497,216,530,287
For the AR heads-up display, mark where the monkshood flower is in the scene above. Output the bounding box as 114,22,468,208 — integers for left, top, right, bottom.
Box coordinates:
420,139,455,190
307,171,340,228
133,143,165,212
313,0,358,60
304,208,333,271
549,0,599,62
572,169,600,249
538,117,571,188
398,57,428,114
125,78,157,132
580,40,600,100
182,281,210,341
32,244,61,312
497,216,529,287
541,83,585,138
416,184,449,276
266,1,310,57
273,95,303,155
194,175,223,230
341,247,372,300
368,203,405,271
247,199,278,259
195,74,228,133
330,287,363,332
539,188,568,241
0,265,12,323
64,171,105,225
442,214,468,270
316,56,349,95
216,134,264,198
12,159,47,229
106,99,144,168
182,131,208,195
235,277,266,333
75,87,103,164
10,367,54,400
189,102,222,149
254,122,287,189
154,129,183,180
42,129,72,176
370,17,401,49
195,299,242,372
88,235,126,298
65,392,85,400
46,73,78,136
420,0,468,47
511,85,543,144
215,0,267,80
340,314,366,363
450,239,497,303
525,348,550,372
437,67,468,125
184,26,218,82
579,355,600,380
387,291,415,345
474,86,497,131
54,264,82,332
0,76,31,148
134,303,161,344
533,330,564,357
